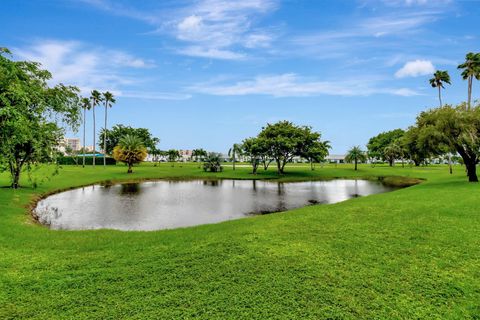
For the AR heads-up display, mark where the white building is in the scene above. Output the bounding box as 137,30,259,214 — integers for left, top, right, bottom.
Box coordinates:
58,138,81,154
326,154,346,164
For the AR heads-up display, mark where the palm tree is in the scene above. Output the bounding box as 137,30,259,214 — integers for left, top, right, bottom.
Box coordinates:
458,52,480,109
228,143,242,170
345,146,367,171
102,91,116,167
90,90,102,166
80,97,91,168
429,70,451,107
112,135,147,173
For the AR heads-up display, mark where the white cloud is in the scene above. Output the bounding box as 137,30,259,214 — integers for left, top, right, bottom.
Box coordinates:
14,39,188,100
169,0,277,59
395,59,435,78
190,73,421,97
178,46,246,60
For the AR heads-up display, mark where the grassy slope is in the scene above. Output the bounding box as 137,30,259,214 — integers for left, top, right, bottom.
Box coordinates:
1,163,479,319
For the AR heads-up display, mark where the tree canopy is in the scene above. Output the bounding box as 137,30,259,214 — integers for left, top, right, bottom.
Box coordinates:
0,48,81,188
367,129,405,165
415,102,480,182
112,134,147,173
99,124,159,155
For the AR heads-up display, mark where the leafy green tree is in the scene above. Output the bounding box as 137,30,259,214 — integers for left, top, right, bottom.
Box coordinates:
416,102,480,182
80,97,91,167
112,135,147,173
167,149,180,166
99,125,159,155
0,48,81,188
301,140,331,170
242,138,263,174
383,141,403,167
258,121,322,174
457,52,480,109
203,153,223,172
102,91,115,166
367,129,405,165
429,70,451,107
400,126,431,166
90,90,102,166
192,148,207,162
228,143,243,170
345,146,367,170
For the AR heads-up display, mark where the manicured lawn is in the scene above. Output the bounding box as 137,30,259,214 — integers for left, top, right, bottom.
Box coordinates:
1,163,479,319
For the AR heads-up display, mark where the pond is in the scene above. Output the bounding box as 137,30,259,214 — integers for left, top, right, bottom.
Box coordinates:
34,179,399,231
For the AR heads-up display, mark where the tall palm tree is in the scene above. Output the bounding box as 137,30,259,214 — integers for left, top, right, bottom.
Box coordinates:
102,91,116,167
90,90,102,166
429,70,451,107
345,146,367,171
80,97,91,168
458,52,480,109
228,143,242,170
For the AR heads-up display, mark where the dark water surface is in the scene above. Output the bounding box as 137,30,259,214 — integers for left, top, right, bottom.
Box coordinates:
34,179,398,231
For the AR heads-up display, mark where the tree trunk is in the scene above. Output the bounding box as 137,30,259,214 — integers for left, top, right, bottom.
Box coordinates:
466,161,478,182
127,163,133,173
310,160,314,171
92,99,96,167
83,107,86,168
448,154,452,174
233,151,236,171
438,86,442,107
389,159,394,167
354,159,357,171
104,104,107,167
11,167,20,189
468,76,472,109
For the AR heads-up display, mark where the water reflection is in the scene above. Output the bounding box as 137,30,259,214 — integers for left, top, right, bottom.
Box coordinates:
34,179,398,231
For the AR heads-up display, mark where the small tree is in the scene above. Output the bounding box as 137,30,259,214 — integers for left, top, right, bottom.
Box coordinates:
345,146,367,171
242,138,262,174
302,140,331,170
112,135,147,173
228,143,243,170
203,153,223,172
258,121,322,174
192,148,207,162
167,149,180,166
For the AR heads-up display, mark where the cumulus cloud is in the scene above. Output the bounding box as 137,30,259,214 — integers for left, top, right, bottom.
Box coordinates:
395,59,435,78
190,73,421,97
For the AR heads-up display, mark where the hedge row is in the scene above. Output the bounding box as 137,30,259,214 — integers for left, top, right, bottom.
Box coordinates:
57,156,117,165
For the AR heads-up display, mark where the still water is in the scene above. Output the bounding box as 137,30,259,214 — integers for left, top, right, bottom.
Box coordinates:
34,179,397,231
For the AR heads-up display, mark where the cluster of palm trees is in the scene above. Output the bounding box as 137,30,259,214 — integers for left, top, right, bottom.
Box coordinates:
430,52,480,108
80,90,116,167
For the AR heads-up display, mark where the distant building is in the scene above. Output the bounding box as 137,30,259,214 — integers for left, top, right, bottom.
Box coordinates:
326,154,346,164
57,138,81,154
179,149,193,162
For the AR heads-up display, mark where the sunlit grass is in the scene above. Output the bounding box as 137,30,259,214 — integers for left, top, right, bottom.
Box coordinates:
1,163,479,319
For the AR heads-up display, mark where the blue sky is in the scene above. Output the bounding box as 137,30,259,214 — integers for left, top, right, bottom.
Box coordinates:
1,0,479,153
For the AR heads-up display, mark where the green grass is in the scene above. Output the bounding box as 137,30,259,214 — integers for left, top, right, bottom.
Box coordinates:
1,163,479,319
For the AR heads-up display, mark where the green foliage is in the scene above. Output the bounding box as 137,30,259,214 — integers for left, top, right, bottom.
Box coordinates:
167,149,181,163
415,102,480,181
192,148,207,161
367,129,405,162
345,146,367,170
112,135,147,173
257,121,324,174
203,152,223,172
99,124,160,155
301,140,331,170
457,52,480,108
57,156,116,165
0,48,81,188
